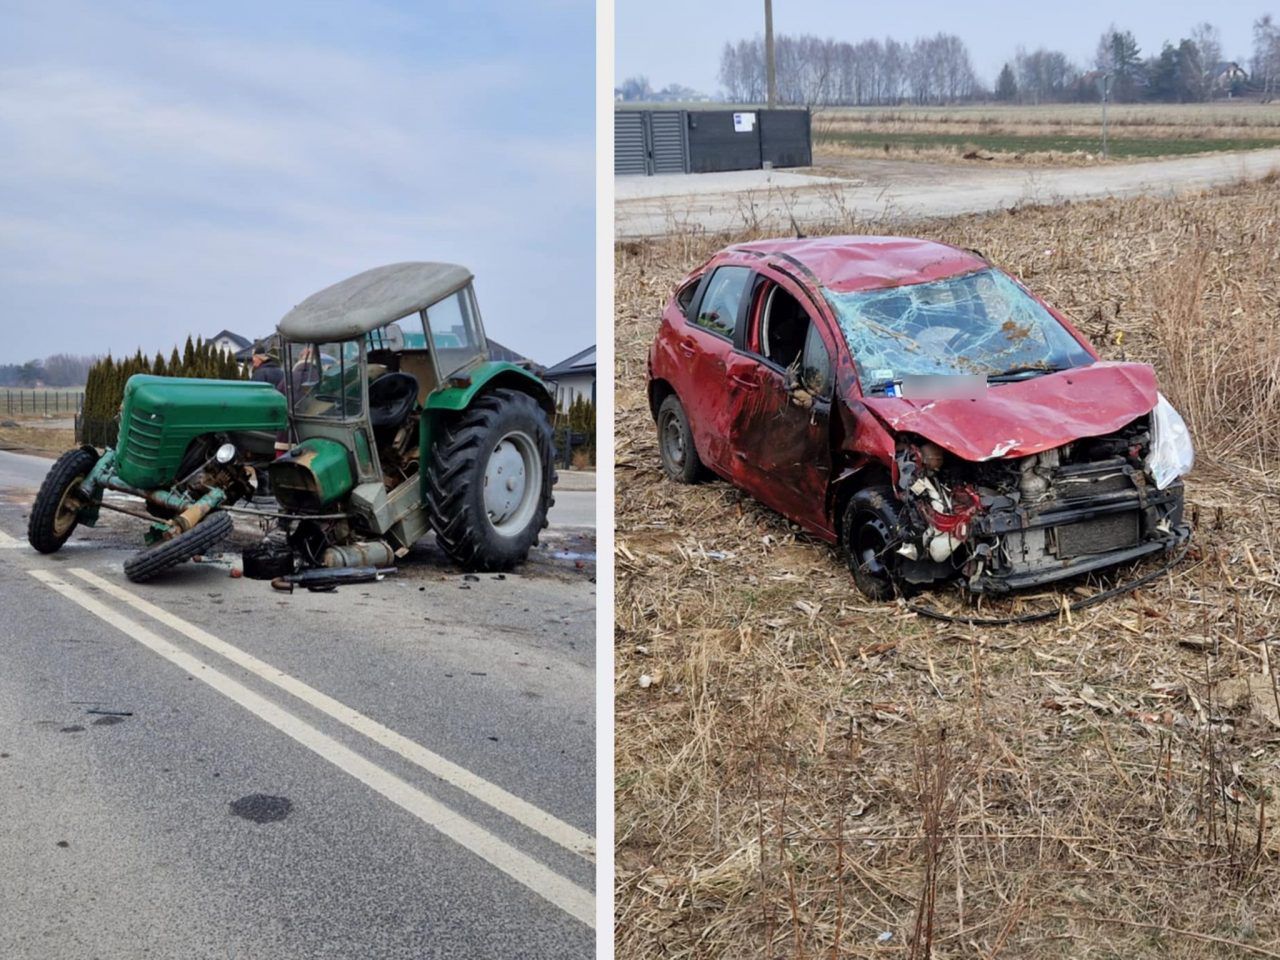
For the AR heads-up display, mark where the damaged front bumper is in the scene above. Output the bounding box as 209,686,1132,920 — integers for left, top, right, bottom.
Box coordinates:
965,477,1187,593
892,430,1190,595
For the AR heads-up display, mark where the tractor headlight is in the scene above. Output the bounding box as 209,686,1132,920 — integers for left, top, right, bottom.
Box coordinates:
215,443,237,464
1147,393,1194,490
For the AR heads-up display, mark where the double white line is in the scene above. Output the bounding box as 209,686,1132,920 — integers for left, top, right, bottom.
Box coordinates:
26,565,595,928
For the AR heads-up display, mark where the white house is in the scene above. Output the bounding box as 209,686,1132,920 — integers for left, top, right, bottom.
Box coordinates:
543,345,596,412
207,329,252,357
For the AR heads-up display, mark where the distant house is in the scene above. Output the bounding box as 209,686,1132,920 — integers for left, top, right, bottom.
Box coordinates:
208,329,252,357
487,338,543,373
543,345,596,411
1211,62,1248,95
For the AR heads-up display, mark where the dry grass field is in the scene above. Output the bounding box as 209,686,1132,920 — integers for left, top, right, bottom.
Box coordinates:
0,415,75,457
615,177,1280,957
815,102,1280,164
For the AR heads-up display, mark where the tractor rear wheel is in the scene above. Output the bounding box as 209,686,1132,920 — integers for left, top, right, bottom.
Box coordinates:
426,388,556,572
28,446,99,554
123,511,234,583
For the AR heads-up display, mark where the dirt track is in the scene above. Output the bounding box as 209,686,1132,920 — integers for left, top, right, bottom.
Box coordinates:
615,146,1280,238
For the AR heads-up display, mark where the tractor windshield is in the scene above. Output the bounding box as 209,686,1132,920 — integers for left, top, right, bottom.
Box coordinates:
425,286,487,378
286,340,364,420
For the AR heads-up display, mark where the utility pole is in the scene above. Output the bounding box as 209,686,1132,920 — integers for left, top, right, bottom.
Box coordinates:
1097,72,1112,159
764,0,777,108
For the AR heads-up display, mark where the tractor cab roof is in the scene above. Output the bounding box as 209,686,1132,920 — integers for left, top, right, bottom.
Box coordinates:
277,262,473,342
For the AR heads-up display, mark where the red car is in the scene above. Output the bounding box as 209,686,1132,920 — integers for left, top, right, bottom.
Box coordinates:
647,236,1193,600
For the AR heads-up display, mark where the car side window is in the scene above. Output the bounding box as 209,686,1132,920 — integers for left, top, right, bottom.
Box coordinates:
800,323,833,398
675,277,699,318
693,266,751,339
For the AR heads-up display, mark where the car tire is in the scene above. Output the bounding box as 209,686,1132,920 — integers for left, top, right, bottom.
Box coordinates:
656,395,708,484
123,511,234,583
426,388,556,572
841,486,907,602
28,446,99,554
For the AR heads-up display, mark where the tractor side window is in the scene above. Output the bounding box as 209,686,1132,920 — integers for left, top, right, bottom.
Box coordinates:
800,323,833,398
426,286,488,379
758,284,811,370
694,266,750,339
288,340,363,420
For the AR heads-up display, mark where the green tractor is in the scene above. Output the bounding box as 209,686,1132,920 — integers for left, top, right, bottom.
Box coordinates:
29,263,558,582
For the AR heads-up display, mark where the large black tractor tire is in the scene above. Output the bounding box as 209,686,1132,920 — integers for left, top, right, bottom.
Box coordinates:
426,388,557,572
123,511,234,584
656,394,710,484
28,446,99,554
841,486,908,602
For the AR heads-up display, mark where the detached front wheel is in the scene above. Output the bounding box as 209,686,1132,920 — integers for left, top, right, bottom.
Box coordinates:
28,447,99,554
124,511,234,583
427,388,556,571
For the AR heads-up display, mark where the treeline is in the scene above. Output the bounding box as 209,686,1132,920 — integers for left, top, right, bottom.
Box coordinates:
721,33,979,106
0,354,99,388
82,336,245,428
718,16,1280,106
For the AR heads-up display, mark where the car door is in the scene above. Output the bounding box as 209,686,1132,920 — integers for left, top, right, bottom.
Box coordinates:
675,263,753,474
723,270,837,537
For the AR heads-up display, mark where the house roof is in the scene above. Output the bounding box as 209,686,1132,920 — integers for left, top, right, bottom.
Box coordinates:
278,262,473,340
725,236,987,294
207,329,252,349
487,338,540,369
544,345,596,378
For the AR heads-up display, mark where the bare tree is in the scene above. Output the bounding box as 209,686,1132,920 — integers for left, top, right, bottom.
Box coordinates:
1189,22,1222,99
1255,15,1280,97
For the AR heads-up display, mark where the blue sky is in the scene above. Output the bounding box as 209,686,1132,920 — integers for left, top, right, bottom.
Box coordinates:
616,0,1262,94
0,0,594,368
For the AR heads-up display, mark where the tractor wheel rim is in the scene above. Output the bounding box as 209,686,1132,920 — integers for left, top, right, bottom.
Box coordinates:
661,415,684,467
53,475,86,537
484,430,541,535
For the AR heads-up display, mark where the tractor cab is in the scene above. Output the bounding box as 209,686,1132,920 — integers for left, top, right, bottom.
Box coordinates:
275,262,486,495
268,261,556,562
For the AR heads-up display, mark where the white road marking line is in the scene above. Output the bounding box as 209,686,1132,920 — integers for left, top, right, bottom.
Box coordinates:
69,567,595,862
29,569,595,928
0,528,18,546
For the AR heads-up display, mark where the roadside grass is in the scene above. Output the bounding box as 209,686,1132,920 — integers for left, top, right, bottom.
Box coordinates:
818,129,1280,160
812,103,1280,164
615,179,1280,958
0,418,75,457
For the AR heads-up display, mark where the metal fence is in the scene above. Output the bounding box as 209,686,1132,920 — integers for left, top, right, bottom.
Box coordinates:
2,389,85,416
615,107,812,176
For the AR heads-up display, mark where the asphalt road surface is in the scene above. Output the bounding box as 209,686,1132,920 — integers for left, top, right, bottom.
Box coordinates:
0,450,596,958
615,145,1280,238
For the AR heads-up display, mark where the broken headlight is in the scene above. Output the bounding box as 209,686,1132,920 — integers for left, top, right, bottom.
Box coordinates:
1146,393,1194,490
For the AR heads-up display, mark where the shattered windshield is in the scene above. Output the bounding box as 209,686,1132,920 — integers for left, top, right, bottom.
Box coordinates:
824,268,1093,394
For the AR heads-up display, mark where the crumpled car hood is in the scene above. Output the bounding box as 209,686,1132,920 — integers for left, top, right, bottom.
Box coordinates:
858,361,1159,462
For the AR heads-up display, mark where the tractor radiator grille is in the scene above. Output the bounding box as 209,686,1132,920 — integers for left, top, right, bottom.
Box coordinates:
126,411,165,460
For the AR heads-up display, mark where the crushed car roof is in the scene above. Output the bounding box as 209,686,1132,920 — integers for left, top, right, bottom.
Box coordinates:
728,236,987,294
278,262,473,341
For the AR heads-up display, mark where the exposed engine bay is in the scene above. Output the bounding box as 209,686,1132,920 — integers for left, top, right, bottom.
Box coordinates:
889,413,1189,594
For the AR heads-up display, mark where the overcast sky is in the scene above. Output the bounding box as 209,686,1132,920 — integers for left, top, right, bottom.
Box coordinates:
616,0,1263,94
0,0,593,368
